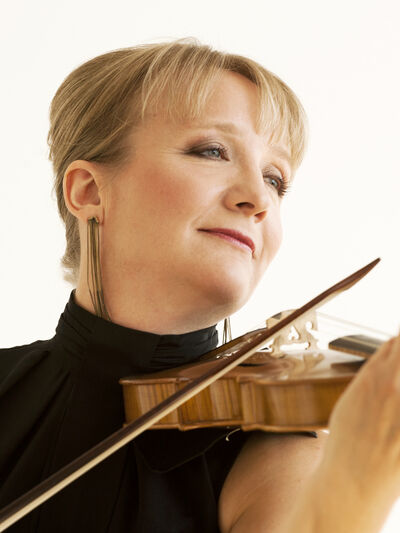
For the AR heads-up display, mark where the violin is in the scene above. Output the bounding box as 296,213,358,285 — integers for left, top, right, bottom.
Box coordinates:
121,309,388,433
0,257,386,531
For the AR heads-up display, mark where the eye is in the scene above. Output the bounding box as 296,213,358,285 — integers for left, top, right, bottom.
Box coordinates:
264,174,282,190
193,145,228,160
264,174,290,198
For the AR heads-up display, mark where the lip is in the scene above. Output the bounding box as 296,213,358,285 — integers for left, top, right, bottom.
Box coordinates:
199,228,255,254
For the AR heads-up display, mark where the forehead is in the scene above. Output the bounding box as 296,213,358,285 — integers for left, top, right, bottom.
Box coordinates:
180,71,262,129
140,71,256,128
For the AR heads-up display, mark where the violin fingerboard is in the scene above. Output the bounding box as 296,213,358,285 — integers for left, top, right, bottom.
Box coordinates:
328,334,383,358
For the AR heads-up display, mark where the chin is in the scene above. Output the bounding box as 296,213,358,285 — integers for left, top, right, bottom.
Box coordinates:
196,268,255,317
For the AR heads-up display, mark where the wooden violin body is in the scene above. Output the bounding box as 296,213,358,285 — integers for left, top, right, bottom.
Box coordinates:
120,333,383,433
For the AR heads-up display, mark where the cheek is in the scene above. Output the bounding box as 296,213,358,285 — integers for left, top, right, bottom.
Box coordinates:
139,166,212,222
111,164,212,251
271,218,283,251
260,214,283,265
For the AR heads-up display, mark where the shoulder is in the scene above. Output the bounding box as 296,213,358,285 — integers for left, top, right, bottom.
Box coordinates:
218,430,329,533
0,339,75,477
0,339,66,395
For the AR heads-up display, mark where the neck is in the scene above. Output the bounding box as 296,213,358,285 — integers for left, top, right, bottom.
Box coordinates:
74,280,230,335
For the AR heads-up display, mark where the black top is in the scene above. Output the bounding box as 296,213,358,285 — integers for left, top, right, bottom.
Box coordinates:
0,290,317,532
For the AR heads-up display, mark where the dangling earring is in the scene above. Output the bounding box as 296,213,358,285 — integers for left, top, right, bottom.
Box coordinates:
87,216,111,321
222,317,232,344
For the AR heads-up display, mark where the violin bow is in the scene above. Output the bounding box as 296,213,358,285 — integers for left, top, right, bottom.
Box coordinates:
0,257,381,531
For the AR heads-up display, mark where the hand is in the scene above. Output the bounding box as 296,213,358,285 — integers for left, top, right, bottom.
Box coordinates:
321,331,400,504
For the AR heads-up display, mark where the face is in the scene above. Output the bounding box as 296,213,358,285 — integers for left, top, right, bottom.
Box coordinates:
75,71,292,332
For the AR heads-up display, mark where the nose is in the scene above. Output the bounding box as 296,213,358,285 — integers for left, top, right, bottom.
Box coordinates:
223,167,272,222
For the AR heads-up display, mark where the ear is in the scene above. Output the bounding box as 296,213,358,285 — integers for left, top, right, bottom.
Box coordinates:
63,160,106,224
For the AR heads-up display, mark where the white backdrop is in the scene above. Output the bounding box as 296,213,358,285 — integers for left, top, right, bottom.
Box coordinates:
0,0,399,530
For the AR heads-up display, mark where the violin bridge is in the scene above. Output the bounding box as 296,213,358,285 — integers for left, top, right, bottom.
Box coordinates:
263,309,319,358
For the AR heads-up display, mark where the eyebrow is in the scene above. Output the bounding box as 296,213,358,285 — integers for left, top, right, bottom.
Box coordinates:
193,121,292,163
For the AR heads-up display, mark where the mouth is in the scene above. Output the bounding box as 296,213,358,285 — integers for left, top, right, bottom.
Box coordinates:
199,228,255,255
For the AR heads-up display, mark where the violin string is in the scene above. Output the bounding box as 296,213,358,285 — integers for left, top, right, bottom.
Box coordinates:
317,311,392,338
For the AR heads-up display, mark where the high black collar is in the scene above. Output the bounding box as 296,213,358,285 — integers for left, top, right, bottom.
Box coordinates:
53,289,218,373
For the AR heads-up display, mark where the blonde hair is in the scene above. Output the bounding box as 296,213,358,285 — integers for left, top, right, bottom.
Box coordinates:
48,37,309,286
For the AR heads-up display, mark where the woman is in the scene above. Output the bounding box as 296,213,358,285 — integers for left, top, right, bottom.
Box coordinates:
1,38,399,533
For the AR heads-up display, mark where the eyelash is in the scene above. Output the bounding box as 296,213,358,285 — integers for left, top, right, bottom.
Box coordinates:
190,144,291,198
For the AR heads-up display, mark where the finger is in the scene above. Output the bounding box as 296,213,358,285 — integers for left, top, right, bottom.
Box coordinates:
364,336,396,367
369,334,400,379
386,330,400,360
